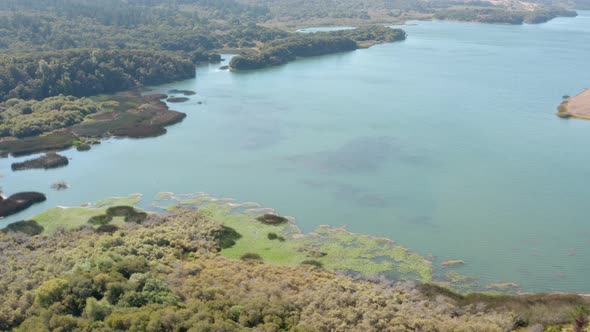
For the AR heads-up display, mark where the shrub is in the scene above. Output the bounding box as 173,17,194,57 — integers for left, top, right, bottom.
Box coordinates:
573,305,589,332
124,212,148,224
240,253,263,261
301,260,323,268
106,206,136,217
96,224,119,234
227,305,244,322
267,232,278,240
256,214,288,225
35,278,69,308
218,226,242,249
2,220,44,236
88,214,113,226
51,181,69,191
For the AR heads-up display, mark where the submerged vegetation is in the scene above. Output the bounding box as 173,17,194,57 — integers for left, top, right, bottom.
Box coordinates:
50,181,70,191
256,213,289,225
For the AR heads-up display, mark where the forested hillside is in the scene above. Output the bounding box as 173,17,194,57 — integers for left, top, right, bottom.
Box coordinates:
0,50,195,102
239,0,577,25
0,0,291,104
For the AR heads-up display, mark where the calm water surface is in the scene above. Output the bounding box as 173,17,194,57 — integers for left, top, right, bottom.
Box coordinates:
3,12,590,292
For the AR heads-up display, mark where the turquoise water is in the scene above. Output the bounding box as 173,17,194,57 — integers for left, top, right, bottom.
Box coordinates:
3,13,590,292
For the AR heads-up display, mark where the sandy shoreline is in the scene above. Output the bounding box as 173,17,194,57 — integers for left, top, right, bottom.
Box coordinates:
558,87,590,119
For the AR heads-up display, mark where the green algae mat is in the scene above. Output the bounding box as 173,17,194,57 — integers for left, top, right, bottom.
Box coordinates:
154,192,433,283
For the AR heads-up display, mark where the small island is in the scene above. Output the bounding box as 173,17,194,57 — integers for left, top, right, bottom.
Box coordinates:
557,88,590,119
11,152,69,171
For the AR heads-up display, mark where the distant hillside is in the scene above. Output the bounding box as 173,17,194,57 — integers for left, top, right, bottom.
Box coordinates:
239,0,577,24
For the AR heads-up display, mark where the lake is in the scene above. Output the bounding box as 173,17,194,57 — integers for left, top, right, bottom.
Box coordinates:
2,12,590,292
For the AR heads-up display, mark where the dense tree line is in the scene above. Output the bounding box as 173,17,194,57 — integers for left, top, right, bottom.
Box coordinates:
0,50,195,102
0,0,287,54
230,26,406,70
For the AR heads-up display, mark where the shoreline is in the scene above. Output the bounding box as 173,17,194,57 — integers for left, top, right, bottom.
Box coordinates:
6,191,589,296
557,88,590,119
0,90,190,158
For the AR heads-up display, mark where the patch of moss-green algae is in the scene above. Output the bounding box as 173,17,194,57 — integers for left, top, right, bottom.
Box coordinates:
154,192,433,283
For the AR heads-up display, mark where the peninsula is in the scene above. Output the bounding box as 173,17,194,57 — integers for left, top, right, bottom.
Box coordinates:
557,88,590,119
229,26,406,70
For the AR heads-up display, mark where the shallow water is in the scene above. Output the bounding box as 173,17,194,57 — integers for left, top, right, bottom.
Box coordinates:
3,12,590,292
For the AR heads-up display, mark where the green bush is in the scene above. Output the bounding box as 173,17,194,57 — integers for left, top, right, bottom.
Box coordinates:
124,212,148,224
240,253,263,261
301,260,323,268
2,220,44,236
35,278,69,308
96,224,119,234
218,226,242,249
114,257,149,279
267,232,278,240
256,214,288,225
76,143,91,152
88,214,113,226
106,206,137,217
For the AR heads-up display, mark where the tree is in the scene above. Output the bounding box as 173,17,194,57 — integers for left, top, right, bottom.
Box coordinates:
573,305,589,332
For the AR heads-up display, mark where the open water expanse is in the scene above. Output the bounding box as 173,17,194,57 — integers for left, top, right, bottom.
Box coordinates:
3,12,590,292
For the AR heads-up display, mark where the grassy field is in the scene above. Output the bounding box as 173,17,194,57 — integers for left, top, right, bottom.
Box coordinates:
33,194,142,234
